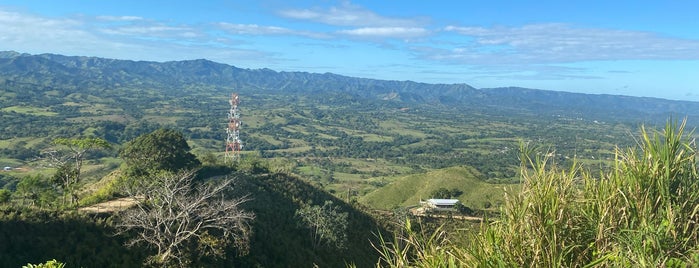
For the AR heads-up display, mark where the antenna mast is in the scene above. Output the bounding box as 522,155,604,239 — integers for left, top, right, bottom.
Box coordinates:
225,93,243,162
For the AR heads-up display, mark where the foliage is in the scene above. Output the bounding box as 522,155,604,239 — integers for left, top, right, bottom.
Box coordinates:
0,206,147,267
0,188,10,203
43,137,111,205
466,142,589,266
234,151,270,174
119,128,200,178
295,200,349,249
582,119,699,266
116,169,253,267
1,51,669,201
373,119,699,267
373,219,464,268
430,187,463,199
234,172,389,267
6,52,699,267
15,174,57,208
22,259,65,268
78,169,125,206
360,166,510,210
466,120,699,266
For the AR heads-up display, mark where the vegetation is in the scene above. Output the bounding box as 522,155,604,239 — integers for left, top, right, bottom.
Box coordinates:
1,51,685,202
116,169,253,267
3,52,699,267
360,166,510,211
236,172,389,267
0,126,390,267
44,137,111,205
430,187,463,199
0,206,147,267
375,120,699,267
15,174,56,207
119,128,200,178
22,259,65,268
295,200,349,249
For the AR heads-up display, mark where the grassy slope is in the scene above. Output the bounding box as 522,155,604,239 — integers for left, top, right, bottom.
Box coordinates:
235,172,389,268
78,167,390,267
360,166,513,210
17,167,390,267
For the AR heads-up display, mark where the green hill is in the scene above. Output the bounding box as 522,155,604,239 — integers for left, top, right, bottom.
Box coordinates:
235,171,389,267
360,166,513,210
0,170,390,267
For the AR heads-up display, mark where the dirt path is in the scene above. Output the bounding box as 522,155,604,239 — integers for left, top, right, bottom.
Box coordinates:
79,196,144,214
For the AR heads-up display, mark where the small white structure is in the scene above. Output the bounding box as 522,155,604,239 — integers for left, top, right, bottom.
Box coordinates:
3,167,11,171
420,199,460,211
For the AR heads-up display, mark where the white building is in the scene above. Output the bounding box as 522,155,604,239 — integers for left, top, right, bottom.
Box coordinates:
420,199,460,211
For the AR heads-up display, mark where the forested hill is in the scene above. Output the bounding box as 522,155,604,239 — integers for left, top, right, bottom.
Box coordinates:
0,51,477,104
2,51,698,125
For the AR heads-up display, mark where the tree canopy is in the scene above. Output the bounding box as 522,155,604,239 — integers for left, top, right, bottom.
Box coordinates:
119,128,200,177
45,137,111,205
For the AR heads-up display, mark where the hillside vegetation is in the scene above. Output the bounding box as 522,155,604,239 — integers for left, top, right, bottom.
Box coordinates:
361,166,510,210
236,172,388,267
1,167,389,267
0,52,671,204
3,52,699,266
376,121,699,267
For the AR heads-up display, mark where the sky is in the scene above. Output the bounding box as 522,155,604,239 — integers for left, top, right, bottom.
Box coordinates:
1,0,698,102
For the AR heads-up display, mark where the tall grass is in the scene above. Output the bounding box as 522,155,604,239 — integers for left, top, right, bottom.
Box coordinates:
584,119,699,266
372,219,465,268
374,119,699,267
465,141,593,267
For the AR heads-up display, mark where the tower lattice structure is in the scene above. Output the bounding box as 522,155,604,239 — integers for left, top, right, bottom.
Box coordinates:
225,93,243,161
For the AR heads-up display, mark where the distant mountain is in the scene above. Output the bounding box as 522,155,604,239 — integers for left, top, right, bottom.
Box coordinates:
1,51,698,124
0,51,477,103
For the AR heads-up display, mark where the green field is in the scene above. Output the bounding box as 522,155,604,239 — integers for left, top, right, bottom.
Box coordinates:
1,106,58,116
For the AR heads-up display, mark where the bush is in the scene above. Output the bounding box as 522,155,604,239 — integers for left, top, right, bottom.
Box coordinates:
375,119,699,267
0,189,10,203
466,119,699,266
23,259,65,268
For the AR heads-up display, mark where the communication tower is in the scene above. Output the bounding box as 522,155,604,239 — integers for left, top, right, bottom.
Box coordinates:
225,93,243,162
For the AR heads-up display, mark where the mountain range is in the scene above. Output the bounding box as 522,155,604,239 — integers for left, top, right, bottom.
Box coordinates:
1,50,698,125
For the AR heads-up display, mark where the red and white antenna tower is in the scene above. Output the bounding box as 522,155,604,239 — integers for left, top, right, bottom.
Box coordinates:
225,93,243,162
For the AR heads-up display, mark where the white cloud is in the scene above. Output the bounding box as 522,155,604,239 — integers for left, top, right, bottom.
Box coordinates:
0,8,274,64
100,25,198,38
338,27,429,39
278,1,424,27
437,23,699,64
217,23,330,39
96,15,144,21
0,9,104,52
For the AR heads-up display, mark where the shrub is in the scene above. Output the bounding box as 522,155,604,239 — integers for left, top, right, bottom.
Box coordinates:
375,119,699,267
466,119,699,266
22,259,65,268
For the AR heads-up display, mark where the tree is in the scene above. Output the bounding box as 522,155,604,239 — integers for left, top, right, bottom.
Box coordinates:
116,169,253,267
295,200,348,249
0,189,10,204
430,187,463,199
15,174,56,207
44,137,111,204
119,128,200,177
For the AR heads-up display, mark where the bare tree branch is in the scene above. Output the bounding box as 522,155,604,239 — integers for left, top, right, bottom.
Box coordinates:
116,169,254,267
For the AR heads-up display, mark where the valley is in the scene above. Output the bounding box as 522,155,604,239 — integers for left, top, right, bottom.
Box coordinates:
0,52,667,206
2,52,699,266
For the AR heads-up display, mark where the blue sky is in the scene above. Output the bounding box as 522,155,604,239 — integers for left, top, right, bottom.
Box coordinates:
1,0,698,101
